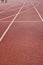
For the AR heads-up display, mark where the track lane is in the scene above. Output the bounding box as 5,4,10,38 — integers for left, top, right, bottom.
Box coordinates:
0,0,43,65
16,2,41,21
0,22,43,65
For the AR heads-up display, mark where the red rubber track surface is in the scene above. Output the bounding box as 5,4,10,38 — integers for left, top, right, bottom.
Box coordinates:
0,0,43,65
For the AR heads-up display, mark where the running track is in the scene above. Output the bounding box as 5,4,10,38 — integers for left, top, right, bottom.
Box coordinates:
0,0,43,65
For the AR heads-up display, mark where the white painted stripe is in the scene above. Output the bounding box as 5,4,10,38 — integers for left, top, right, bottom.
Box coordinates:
0,3,29,14
0,4,18,14
30,1,43,22
0,3,25,42
0,8,15,14
0,7,19,14
0,7,26,20
0,7,21,20
0,10,26,20
0,14,15,20
0,20,41,23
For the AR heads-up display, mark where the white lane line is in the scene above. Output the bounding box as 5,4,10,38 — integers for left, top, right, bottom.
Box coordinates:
0,20,41,23
0,9,26,21
30,1,43,22
15,21,41,22
0,7,22,20
0,7,21,20
0,7,12,14
0,3,25,42
0,4,25,21
0,8,14,14
0,7,19,14
0,4,18,14
0,2,28,14
0,14,15,20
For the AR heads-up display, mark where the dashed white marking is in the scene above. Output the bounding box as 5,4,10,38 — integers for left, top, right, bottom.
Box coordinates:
30,1,43,22
0,3,25,42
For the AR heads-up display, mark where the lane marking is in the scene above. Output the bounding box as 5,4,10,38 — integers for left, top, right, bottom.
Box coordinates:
0,6,13,14
0,3,25,42
30,1,43,22
0,8,26,20
0,7,15,14
0,4,18,14
0,7,20,14
0,10,26,20
0,5,25,20
1,1,41,21
0,2,29,14
0,5,28,20
0,14,15,20
0,21,41,23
